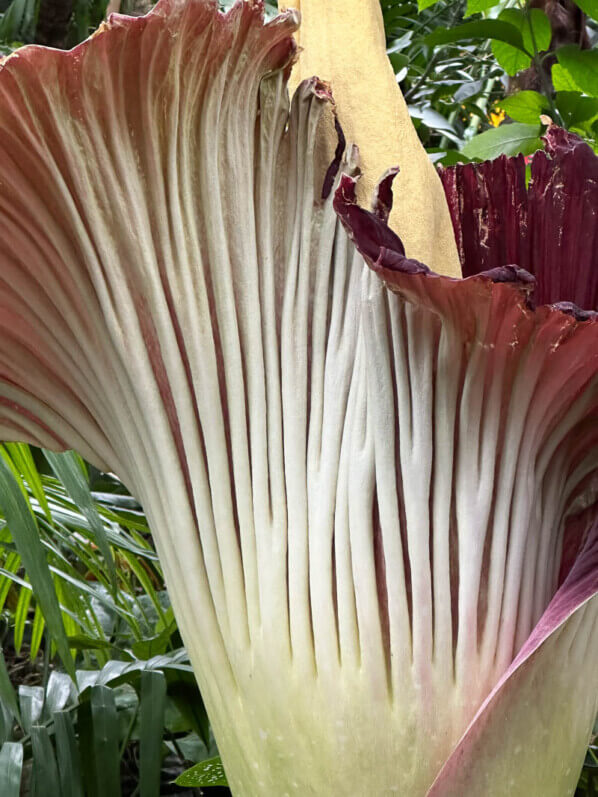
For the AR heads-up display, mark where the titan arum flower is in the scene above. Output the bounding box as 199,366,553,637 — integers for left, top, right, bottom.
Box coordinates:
0,0,596,794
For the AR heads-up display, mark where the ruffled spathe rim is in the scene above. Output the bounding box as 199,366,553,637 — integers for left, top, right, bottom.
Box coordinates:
439,125,598,312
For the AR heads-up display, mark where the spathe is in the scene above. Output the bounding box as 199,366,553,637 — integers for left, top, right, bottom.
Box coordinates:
0,1,595,794
336,158,598,796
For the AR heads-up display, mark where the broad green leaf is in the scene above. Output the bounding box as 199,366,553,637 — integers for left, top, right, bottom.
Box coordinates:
492,40,531,76
557,46,598,97
90,685,122,797
0,742,23,797
31,725,61,797
524,8,552,52
418,0,441,8
492,9,551,76
54,711,84,797
0,457,75,678
501,91,549,124
44,450,117,593
571,0,598,21
174,756,228,788
556,91,598,128
491,9,530,75
465,0,501,15
139,671,167,797
462,122,542,160
425,20,527,52
552,63,583,93
437,150,473,167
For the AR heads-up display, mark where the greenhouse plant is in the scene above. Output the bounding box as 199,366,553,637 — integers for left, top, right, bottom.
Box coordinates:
0,0,595,794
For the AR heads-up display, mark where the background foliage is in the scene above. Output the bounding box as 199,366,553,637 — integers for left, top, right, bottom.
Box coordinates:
0,0,596,794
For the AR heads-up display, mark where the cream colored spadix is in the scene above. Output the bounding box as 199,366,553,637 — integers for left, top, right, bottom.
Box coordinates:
279,0,462,277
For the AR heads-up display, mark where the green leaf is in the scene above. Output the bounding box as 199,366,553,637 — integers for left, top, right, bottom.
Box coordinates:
556,91,598,128
0,648,20,725
0,456,75,678
492,9,551,76
90,685,121,797
53,711,84,797
55,580,83,654
68,0,109,47
491,10,528,75
174,756,228,788
462,122,542,160
44,450,117,594
13,584,31,655
388,51,409,73
0,0,37,41
437,150,473,167
417,0,441,8
131,620,177,660
67,634,126,655
77,701,97,797
552,63,583,93
465,0,502,15
77,648,191,692
491,42,531,75
44,671,73,716
0,742,23,797
18,685,44,734
139,671,167,797
0,701,13,745
571,0,598,21
31,725,61,797
4,444,50,521
425,20,527,52
47,563,135,624
557,46,598,97
0,449,29,502
167,676,210,748
524,8,552,52
0,551,21,614
118,550,167,625
500,90,549,124
29,603,45,660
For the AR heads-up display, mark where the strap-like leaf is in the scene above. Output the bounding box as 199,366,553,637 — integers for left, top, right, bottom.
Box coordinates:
0,456,75,679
